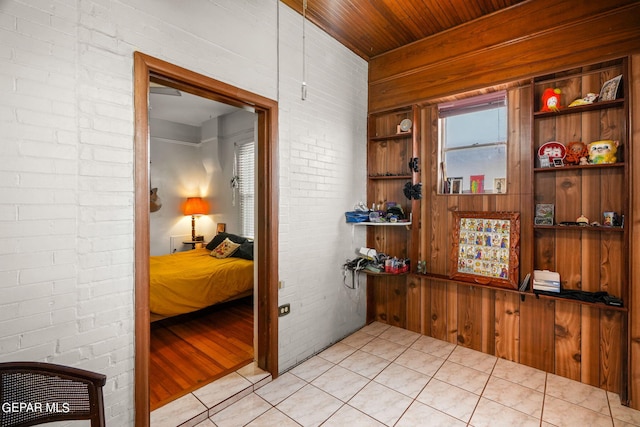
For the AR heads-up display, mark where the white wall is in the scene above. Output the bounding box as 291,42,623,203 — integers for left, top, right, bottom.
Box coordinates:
148,136,218,256
0,0,367,424
276,6,369,370
216,109,258,236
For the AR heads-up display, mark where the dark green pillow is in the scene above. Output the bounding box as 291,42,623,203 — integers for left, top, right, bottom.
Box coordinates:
232,241,254,260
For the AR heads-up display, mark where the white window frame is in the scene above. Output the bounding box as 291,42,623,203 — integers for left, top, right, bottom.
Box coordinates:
438,91,508,194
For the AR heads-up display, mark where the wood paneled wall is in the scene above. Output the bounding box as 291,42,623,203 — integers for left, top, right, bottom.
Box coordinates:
369,0,640,113
368,0,640,408
408,86,624,393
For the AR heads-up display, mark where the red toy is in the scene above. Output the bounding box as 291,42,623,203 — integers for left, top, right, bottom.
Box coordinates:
541,88,562,112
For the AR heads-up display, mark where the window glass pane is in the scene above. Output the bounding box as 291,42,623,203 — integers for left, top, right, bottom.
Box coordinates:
439,91,508,194
444,145,506,193
444,107,507,148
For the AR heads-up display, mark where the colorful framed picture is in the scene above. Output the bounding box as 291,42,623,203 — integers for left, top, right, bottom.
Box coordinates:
470,175,484,194
450,211,521,290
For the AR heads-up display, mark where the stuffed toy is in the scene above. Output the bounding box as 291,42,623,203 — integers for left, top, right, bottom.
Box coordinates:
565,141,588,165
588,140,618,164
541,88,562,112
568,93,598,107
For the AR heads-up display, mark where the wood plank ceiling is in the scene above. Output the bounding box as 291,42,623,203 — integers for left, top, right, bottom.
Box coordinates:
280,0,526,60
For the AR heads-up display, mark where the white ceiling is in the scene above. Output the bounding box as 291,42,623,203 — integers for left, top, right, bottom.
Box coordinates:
149,87,240,127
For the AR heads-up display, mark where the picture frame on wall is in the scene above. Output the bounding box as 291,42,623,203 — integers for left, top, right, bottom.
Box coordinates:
450,211,521,290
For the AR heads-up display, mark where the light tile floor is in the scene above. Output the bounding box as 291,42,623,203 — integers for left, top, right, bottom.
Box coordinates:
151,322,640,427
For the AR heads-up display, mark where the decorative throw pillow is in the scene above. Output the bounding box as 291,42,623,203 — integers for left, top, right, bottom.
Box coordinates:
210,238,241,259
206,232,247,250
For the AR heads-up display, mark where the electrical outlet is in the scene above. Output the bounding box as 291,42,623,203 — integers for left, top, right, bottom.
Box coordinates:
278,303,290,317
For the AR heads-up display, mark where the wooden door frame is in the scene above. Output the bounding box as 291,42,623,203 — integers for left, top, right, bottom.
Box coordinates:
133,52,279,426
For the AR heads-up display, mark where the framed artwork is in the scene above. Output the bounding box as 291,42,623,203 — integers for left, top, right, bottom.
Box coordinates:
470,175,484,194
599,74,622,101
494,178,506,194
539,155,550,168
450,211,521,289
446,177,463,194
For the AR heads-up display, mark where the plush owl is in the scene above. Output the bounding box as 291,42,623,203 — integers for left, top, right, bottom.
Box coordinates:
588,140,618,164
541,88,562,112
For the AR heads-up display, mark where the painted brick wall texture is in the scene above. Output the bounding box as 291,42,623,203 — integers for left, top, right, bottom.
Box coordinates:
0,0,367,423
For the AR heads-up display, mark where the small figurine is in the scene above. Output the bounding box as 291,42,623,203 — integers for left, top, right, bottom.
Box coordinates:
541,88,562,112
576,214,589,225
568,93,598,107
588,140,618,164
565,141,588,165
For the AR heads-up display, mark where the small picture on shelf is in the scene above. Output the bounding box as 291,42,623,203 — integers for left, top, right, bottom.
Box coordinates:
494,178,506,194
446,177,463,194
553,157,564,167
470,175,484,194
535,203,554,226
599,74,622,101
539,155,551,168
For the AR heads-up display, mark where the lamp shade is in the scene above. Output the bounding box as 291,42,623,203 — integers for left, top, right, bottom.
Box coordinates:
183,197,208,216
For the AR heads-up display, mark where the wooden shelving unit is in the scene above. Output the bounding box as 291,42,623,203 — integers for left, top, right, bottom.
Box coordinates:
531,58,628,302
531,57,630,402
365,106,420,325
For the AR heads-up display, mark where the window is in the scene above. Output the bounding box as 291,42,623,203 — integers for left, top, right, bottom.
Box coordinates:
236,142,255,238
439,91,507,194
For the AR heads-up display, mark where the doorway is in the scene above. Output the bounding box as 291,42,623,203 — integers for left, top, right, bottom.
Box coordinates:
133,52,279,426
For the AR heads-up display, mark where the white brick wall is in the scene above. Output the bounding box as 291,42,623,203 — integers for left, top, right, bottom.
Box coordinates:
0,0,367,424
277,6,368,371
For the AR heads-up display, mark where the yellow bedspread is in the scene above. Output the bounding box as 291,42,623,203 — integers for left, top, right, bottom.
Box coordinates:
149,248,254,317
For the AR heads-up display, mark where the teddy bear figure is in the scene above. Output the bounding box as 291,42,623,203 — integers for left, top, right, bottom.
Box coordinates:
588,140,618,164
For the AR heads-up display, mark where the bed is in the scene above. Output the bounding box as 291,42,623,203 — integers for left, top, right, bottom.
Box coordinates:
149,234,254,321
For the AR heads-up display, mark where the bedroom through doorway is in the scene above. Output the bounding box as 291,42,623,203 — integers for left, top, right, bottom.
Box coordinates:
133,52,279,426
147,85,257,409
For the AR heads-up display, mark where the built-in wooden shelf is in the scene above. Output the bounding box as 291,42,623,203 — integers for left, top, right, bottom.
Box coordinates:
532,98,624,119
534,162,624,173
370,132,412,141
534,225,624,232
368,174,412,180
411,273,627,312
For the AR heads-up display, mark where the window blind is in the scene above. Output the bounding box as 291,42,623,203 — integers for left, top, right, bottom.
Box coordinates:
237,142,255,239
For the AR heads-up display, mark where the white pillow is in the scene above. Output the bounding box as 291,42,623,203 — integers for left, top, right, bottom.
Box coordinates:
210,237,241,259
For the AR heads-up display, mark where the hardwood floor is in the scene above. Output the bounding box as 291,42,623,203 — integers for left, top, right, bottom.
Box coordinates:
149,297,254,410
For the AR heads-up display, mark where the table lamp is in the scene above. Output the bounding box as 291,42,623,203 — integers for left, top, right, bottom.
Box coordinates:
183,197,208,241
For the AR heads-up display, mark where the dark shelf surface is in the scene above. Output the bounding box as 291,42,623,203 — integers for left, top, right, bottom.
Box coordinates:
411,273,627,312
534,162,624,172
534,224,624,232
370,132,412,141
368,174,412,180
533,99,624,119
